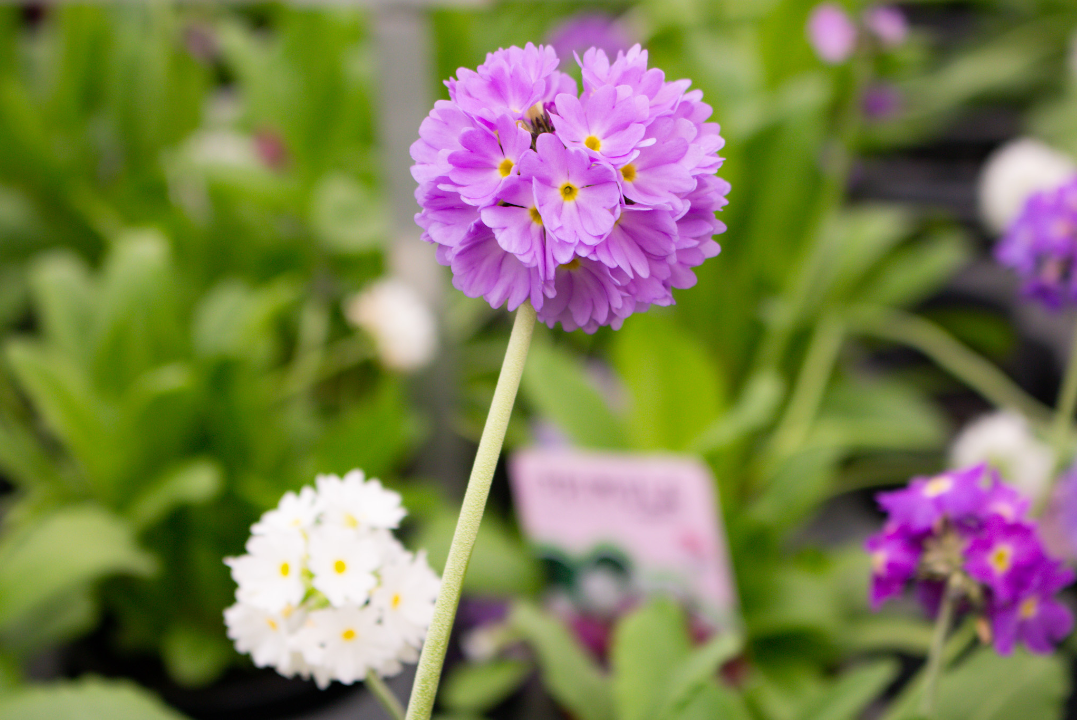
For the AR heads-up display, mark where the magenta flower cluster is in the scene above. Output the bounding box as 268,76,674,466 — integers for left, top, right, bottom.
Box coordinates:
995,176,1077,310
867,464,1073,655
410,43,728,332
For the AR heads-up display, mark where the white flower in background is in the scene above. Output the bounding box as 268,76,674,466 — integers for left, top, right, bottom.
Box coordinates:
308,526,381,606
225,531,307,612
343,278,438,373
223,468,441,687
978,138,1077,234
316,470,406,531
252,486,319,535
949,410,1055,502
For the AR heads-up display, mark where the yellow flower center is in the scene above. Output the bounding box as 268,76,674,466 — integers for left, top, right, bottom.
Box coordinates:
871,550,887,574
498,158,515,177
584,135,602,151
279,562,290,577
266,618,279,630
989,545,1013,574
560,258,582,271
343,513,358,528
529,206,543,225
334,559,347,574
392,593,402,609
1020,596,1039,619
341,628,356,641
922,475,953,498
560,183,579,201
620,164,637,182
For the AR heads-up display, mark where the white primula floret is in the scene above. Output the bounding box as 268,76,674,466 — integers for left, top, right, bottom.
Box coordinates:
343,277,438,373
978,138,1077,234
949,410,1055,502
224,602,308,676
308,525,381,607
316,470,407,531
252,486,319,536
225,530,307,612
294,605,401,687
371,548,441,648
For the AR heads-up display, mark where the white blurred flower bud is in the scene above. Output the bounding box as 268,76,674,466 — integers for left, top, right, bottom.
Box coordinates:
344,278,437,373
949,411,1055,503
978,138,1077,234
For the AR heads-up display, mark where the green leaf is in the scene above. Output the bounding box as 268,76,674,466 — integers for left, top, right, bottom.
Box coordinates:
441,659,532,714
92,231,182,393
521,338,627,449
124,459,223,531
508,602,613,720
884,648,1068,720
795,660,898,720
611,598,693,720
689,370,784,454
0,505,156,630
26,250,96,365
192,278,298,366
0,586,98,656
611,313,725,451
0,412,67,494
161,622,233,688
5,341,124,498
310,173,388,254
0,677,188,719
654,632,744,720
860,229,970,309
817,207,913,306
668,681,751,720
808,378,946,453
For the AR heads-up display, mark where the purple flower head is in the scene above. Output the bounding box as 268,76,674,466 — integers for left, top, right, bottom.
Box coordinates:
995,176,1077,311
876,464,993,532
866,525,922,609
990,561,1074,655
807,3,858,64
863,5,908,48
412,44,728,332
547,13,633,64
869,463,1074,655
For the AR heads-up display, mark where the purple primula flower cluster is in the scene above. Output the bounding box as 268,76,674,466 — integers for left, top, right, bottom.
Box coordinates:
995,176,1077,311
867,464,1074,655
411,43,729,332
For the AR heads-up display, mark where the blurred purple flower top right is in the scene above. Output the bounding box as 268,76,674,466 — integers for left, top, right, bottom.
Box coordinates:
995,176,1077,310
807,3,908,64
547,13,633,63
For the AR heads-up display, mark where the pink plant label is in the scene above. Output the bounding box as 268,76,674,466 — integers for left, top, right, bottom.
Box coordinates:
510,448,739,629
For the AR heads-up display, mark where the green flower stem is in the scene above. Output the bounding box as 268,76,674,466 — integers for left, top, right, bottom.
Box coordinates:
1050,323,1077,459
920,577,959,718
367,672,405,720
848,306,1052,426
405,302,537,720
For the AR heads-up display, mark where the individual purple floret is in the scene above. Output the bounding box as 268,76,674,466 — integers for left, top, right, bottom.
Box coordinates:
411,42,728,332
866,464,1074,656
994,176,1077,310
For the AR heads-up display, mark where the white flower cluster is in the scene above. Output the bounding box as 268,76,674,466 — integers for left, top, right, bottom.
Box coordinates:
223,470,440,688
343,278,438,373
949,410,1055,504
